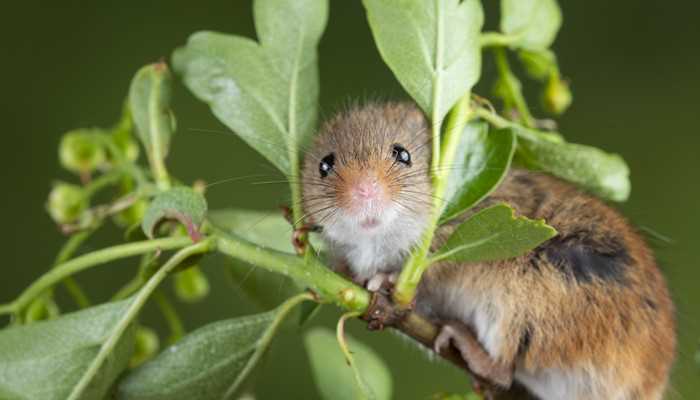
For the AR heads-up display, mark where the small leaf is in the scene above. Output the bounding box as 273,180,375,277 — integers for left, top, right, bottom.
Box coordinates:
117,295,309,400
173,265,210,303
515,129,631,202
432,203,557,263
129,62,175,166
0,300,135,400
172,0,328,174
305,328,392,400
363,0,484,123
142,187,208,241
501,0,562,50
441,123,516,223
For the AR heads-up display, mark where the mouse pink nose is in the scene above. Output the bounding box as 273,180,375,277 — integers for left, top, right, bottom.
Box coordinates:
352,177,383,201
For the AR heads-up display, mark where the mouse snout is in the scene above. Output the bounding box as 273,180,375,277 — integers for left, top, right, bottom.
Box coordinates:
339,170,390,215
353,177,382,200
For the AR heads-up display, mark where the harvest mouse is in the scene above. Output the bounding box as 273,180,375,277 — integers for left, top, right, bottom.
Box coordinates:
301,101,675,400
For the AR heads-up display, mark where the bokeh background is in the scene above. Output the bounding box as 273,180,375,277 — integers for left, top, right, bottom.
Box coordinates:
1,1,698,398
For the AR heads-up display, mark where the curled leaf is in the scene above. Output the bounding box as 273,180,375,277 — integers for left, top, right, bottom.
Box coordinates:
142,187,207,241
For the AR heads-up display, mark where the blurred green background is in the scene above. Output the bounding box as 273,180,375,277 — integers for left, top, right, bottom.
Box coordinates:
1,1,698,399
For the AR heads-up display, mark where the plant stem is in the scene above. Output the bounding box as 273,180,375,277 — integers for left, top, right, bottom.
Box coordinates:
393,94,473,306
430,0,445,174
0,236,192,315
214,229,370,312
154,290,185,344
224,292,314,398
493,48,535,128
67,238,212,400
474,107,564,144
480,31,522,48
53,228,97,308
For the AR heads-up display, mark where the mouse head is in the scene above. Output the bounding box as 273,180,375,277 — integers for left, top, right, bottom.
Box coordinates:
301,102,433,244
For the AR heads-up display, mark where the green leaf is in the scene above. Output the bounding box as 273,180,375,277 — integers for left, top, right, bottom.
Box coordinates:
208,208,325,254
516,129,631,202
432,203,557,263
129,62,175,188
117,294,310,400
441,123,516,223
305,328,392,400
0,300,135,400
500,0,562,50
142,187,208,240
363,0,484,123
172,0,328,174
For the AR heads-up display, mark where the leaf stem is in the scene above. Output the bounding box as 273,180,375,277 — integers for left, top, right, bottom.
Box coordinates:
0,236,192,316
336,311,372,399
480,31,522,48
154,290,185,344
393,94,473,306
493,47,535,128
223,292,314,398
430,0,445,173
67,238,213,400
214,229,370,313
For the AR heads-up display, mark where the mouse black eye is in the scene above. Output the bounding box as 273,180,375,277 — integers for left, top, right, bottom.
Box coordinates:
319,153,335,178
392,144,411,166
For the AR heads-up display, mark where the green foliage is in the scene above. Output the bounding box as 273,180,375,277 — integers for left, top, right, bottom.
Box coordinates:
363,0,483,124
142,186,208,240
0,300,135,400
305,328,392,400
432,203,557,264
441,123,516,222
516,129,631,201
2,1,643,398
172,0,328,175
117,294,309,400
500,0,562,50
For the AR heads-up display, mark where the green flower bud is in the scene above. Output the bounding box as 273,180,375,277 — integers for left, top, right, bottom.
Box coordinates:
46,182,87,224
113,199,148,228
173,265,210,303
59,130,107,175
25,298,50,322
542,75,572,115
129,326,160,368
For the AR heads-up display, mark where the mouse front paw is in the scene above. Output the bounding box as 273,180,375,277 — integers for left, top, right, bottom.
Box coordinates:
365,271,399,293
